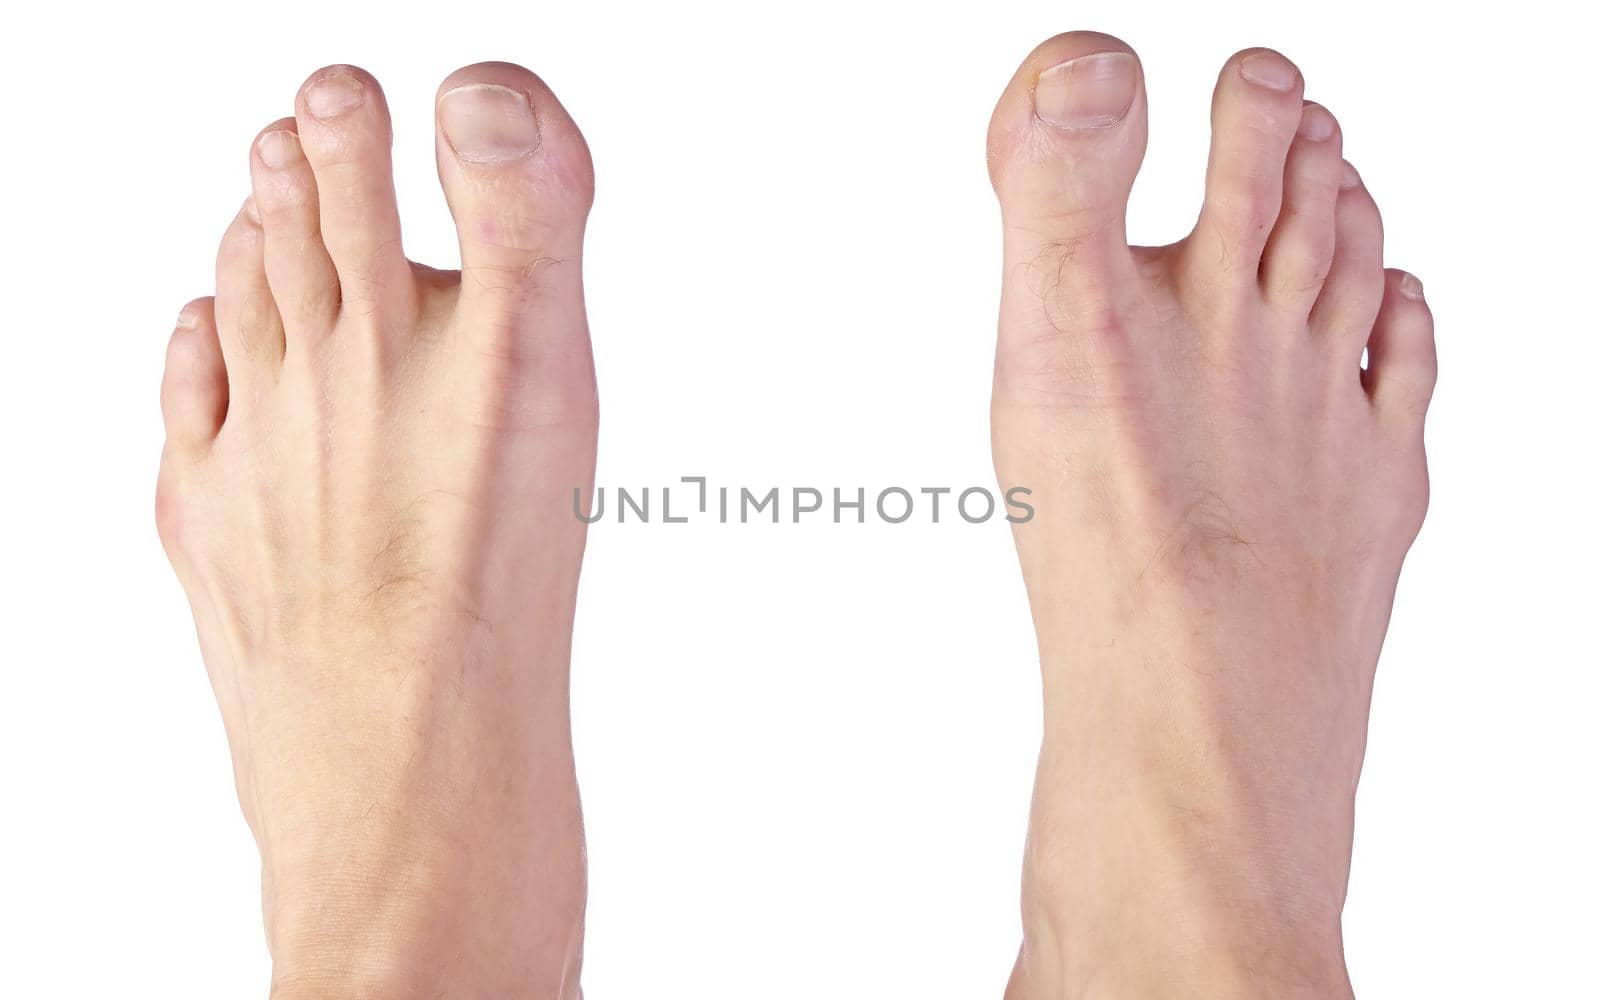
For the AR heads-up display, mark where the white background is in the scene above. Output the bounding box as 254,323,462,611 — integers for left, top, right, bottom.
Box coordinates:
2,1,1596,996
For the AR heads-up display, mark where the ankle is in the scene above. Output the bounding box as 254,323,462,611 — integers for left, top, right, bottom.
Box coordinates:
1012,885,1351,1000
268,913,584,1000
264,854,585,1000
1008,938,1353,1000
266,899,442,1000
1012,791,1353,999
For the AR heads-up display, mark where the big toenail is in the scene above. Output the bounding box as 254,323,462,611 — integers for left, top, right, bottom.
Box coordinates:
305,73,365,119
1399,273,1425,300
1298,105,1335,141
1033,51,1138,129
1240,51,1298,91
1341,161,1362,189
256,130,304,168
439,84,541,162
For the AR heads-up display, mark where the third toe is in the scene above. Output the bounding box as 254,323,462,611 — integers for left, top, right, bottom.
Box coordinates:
1260,103,1345,314
250,120,338,335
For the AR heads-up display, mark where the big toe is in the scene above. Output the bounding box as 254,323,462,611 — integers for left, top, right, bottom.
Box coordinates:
988,32,1147,271
434,63,594,328
988,32,1148,372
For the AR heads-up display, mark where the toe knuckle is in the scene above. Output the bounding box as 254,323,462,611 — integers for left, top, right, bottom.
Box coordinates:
154,469,191,552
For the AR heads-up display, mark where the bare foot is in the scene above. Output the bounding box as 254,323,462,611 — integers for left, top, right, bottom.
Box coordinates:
987,33,1435,998
156,62,596,999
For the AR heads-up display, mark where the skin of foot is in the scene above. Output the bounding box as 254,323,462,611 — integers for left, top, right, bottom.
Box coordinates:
156,62,596,999
987,33,1435,999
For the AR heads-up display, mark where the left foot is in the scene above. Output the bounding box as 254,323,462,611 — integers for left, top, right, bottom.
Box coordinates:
156,62,597,998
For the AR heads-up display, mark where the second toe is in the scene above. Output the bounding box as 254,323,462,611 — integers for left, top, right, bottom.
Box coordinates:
1185,48,1307,293
294,65,415,320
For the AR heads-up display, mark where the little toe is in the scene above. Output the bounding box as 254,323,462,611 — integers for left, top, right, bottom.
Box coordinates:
250,120,338,337
294,65,414,318
434,62,594,337
1364,269,1436,423
987,32,1147,361
1260,103,1343,315
161,298,229,449
214,198,284,374
1185,48,1306,291
1310,162,1386,362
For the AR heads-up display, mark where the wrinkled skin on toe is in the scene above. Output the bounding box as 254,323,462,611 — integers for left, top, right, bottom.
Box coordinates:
157,62,596,999
987,32,1435,999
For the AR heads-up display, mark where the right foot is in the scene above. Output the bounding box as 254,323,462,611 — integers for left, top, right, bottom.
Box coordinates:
987,33,1435,998
156,62,597,998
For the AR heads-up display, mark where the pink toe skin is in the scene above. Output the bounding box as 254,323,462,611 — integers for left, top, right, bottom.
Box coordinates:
294,64,414,321
433,63,595,341
248,118,338,335
1259,103,1345,311
1185,48,1307,291
213,200,284,373
1310,174,1385,363
986,33,1150,393
1365,268,1437,422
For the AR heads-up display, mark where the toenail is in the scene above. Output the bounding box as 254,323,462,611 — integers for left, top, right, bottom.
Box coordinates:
1399,273,1425,300
176,306,199,329
438,83,542,163
256,130,304,168
1341,161,1362,189
242,196,261,224
1033,51,1138,130
1239,51,1299,92
1298,105,1335,141
305,73,365,119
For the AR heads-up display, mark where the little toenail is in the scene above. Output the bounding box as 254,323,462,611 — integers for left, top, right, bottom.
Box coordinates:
1341,161,1362,188
1033,51,1138,130
1399,273,1425,300
175,306,198,329
439,83,542,162
1298,105,1335,141
256,130,304,168
1240,51,1299,91
242,196,260,224
304,73,365,119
